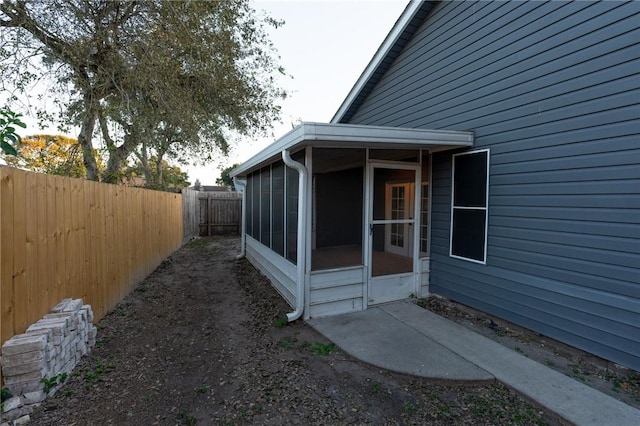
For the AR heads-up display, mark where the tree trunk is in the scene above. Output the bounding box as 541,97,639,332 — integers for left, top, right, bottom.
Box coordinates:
77,108,98,181
102,132,137,184
155,155,163,188
139,139,153,188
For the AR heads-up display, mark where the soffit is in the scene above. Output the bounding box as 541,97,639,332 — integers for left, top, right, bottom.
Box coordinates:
231,122,472,177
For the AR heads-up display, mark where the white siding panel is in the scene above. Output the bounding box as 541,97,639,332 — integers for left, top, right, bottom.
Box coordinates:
308,267,365,318
246,237,297,307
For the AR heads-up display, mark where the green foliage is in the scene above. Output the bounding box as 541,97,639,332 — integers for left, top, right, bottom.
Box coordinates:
4,134,102,178
41,372,68,393
312,342,336,355
278,336,295,350
1,1,287,182
178,411,197,425
216,163,241,188
122,156,190,192
83,357,116,386
0,108,26,156
273,316,288,328
184,238,209,249
1,387,12,402
404,401,418,414
368,379,382,393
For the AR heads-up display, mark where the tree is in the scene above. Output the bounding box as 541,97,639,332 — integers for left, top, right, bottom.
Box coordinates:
3,134,102,178
122,156,190,193
0,108,26,156
216,163,241,188
1,1,286,183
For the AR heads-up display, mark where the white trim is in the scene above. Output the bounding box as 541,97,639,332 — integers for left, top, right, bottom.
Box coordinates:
282,149,309,322
232,177,247,259
231,122,473,177
366,161,421,303
449,148,490,265
331,0,423,123
384,182,414,257
413,164,422,297
304,147,313,320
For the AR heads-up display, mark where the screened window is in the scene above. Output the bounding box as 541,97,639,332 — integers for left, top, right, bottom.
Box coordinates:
272,161,285,256
286,165,299,263
450,149,489,263
260,166,271,246
242,151,303,264
245,173,253,237
251,171,260,239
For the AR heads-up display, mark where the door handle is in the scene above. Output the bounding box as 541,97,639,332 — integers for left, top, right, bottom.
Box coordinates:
369,223,374,236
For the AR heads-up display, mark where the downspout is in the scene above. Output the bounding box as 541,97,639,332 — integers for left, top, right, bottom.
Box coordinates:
233,177,247,259
282,149,308,322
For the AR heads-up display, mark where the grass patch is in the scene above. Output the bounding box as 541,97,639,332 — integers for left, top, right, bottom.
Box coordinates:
273,316,288,328
312,342,336,355
278,336,295,350
368,379,382,394
468,395,491,416
404,401,418,414
184,238,209,249
178,411,196,425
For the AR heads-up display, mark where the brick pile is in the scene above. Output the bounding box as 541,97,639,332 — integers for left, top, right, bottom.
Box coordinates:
1,299,97,424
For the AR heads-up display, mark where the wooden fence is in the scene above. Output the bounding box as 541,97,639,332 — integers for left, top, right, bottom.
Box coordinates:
0,166,183,350
198,191,242,236
182,188,200,243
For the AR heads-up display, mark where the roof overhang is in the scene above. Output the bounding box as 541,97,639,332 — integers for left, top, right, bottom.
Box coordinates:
231,122,473,177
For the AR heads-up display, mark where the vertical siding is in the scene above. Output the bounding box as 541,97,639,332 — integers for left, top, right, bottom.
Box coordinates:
345,1,640,369
0,167,183,349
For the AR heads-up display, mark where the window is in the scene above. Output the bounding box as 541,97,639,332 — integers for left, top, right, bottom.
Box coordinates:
420,152,430,256
450,149,489,263
246,173,253,237
272,161,285,256
286,165,299,263
260,166,271,246
251,171,260,239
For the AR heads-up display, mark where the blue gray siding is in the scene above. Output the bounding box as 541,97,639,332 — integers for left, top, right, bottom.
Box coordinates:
344,1,640,369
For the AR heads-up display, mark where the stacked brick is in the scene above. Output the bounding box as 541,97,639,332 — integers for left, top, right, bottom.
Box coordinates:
1,299,97,424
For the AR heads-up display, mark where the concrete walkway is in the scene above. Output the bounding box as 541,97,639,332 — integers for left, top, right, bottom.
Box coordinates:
308,301,640,426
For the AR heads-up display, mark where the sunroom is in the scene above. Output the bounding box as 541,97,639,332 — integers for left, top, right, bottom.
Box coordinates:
231,122,473,321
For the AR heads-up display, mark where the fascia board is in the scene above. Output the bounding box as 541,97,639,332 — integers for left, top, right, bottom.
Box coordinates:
231,122,473,177
307,123,473,145
331,0,424,124
231,125,306,177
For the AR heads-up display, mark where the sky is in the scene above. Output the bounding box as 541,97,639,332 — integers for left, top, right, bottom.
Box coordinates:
190,0,409,184
4,0,409,185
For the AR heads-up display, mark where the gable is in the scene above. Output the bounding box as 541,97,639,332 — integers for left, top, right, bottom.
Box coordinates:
332,1,438,123
338,1,639,133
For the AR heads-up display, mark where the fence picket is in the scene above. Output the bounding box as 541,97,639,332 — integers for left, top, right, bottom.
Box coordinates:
0,167,15,342
0,167,183,352
12,169,27,333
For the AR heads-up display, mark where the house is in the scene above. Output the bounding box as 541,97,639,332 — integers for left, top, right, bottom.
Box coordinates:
231,0,639,371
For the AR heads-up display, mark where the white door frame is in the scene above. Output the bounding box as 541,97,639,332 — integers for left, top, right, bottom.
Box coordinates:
365,161,422,305
384,181,415,257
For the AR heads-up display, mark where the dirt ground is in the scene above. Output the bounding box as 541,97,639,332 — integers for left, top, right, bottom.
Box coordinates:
25,236,636,425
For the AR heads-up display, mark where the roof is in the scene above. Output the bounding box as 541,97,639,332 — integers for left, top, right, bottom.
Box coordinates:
231,122,472,177
332,1,438,123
